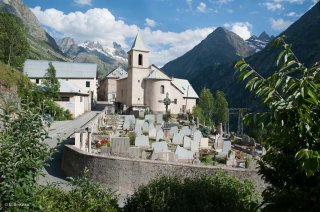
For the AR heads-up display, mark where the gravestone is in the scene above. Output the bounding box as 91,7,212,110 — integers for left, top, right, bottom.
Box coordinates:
124,115,136,124
152,141,168,153
172,133,184,145
149,128,157,139
200,138,209,149
135,135,150,147
142,122,149,134
222,140,231,153
154,151,177,162
110,137,130,156
183,136,192,149
156,114,163,124
156,129,164,142
145,114,155,124
180,126,191,136
191,125,197,135
175,146,194,160
169,126,179,136
193,130,202,142
156,125,162,132
123,121,131,131
191,140,200,153
149,123,155,130
134,124,142,136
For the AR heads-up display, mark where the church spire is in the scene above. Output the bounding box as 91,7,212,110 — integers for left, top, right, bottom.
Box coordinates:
131,31,149,52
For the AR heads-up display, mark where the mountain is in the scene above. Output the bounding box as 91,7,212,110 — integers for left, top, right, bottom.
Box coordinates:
162,27,252,79
58,38,128,77
0,0,68,61
190,2,320,108
246,32,274,53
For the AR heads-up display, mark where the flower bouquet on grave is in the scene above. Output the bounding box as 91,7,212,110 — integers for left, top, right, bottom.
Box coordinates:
95,139,112,148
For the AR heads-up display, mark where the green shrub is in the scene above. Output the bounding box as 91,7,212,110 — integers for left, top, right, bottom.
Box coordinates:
124,172,260,212
128,132,136,145
35,169,119,212
201,155,213,165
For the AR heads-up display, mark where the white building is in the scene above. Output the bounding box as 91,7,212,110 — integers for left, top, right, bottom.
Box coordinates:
23,60,97,117
115,33,199,115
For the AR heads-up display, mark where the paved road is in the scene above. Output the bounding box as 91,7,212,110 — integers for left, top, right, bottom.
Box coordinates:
37,110,101,188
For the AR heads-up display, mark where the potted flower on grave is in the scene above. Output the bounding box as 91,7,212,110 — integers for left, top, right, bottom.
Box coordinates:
96,139,112,155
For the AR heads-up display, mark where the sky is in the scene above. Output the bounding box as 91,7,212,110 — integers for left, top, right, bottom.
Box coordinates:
23,0,318,66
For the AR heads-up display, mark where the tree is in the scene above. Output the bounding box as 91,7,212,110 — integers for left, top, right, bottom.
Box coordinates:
43,62,60,100
213,90,229,125
0,107,52,210
0,12,29,70
235,36,320,211
198,88,214,125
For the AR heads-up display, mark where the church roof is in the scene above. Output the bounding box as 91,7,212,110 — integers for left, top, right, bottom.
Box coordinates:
171,78,199,99
131,32,149,52
106,66,128,79
144,65,171,80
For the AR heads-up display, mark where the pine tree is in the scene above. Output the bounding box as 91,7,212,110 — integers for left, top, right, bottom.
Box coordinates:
43,62,60,99
0,12,29,70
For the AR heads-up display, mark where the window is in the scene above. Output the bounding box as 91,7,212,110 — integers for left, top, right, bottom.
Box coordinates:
138,98,140,101
174,99,177,104
138,54,143,66
138,80,140,83
80,96,83,102
36,79,39,84
160,85,165,94
59,97,70,102
86,81,90,87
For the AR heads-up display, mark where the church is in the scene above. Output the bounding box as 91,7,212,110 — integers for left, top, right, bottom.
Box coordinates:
113,32,199,115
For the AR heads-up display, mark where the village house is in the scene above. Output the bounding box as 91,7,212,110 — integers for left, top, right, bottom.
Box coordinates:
113,32,198,115
98,66,127,102
23,60,97,117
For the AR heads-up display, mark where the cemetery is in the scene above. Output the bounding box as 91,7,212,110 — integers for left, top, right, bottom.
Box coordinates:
72,108,258,169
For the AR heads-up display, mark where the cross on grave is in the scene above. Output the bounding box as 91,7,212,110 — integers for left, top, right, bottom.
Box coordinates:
159,92,177,127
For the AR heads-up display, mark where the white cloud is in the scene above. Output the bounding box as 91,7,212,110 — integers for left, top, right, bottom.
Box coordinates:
145,18,157,28
31,6,214,66
74,0,92,6
186,0,193,10
209,0,233,4
262,2,283,11
197,2,207,13
270,18,293,30
223,22,252,40
286,11,301,17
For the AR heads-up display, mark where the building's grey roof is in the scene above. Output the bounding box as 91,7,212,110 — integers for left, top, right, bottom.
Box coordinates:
107,67,128,79
59,79,88,95
131,32,149,52
24,60,97,79
145,70,171,80
144,65,171,80
171,78,199,99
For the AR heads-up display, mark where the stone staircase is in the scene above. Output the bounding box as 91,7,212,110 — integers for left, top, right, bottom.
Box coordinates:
117,115,125,131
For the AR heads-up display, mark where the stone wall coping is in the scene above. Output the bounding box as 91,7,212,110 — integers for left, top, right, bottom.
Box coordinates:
65,145,257,173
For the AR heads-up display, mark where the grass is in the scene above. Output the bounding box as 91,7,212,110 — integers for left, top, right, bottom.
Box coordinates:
0,62,27,90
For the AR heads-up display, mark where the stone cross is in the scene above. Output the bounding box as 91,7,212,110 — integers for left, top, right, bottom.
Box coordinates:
159,92,177,126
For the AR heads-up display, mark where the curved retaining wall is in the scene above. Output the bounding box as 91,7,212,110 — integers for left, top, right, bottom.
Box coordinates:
62,145,266,195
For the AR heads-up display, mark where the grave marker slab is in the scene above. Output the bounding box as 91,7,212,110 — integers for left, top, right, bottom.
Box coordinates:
156,114,163,124
169,126,179,136
200,138,209,149
135,135,150,147
111,137,130,156
149,128,157,139
175,146,194,160
145,114,155,124
156,129,164,142
191,140,200,153
152,141,168,153
142,122,149,133
183,136,192,149
222,140,231,153
193,130,203,143
172,133,184,145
